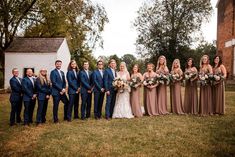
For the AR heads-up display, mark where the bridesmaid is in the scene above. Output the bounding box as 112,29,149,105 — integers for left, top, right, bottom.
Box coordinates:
184,58,198,114
212,55,227,115
156,55,169,115
130,64,143,117
199,55,213,116
170,59,184,114
143,63,158,116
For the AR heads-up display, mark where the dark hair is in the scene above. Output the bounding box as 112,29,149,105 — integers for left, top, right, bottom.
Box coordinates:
67,60,78,71
185,58,195,69
97,60,103,66
213,55,223,68
83,61,89,65
109,59,116,64
55,60,62,65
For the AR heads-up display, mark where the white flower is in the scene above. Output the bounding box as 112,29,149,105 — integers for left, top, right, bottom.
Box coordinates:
205,75,208,79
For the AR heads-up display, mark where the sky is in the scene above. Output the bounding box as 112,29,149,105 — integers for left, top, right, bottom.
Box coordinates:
92,0,218,58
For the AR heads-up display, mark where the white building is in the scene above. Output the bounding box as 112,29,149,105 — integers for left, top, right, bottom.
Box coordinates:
4,37,71,89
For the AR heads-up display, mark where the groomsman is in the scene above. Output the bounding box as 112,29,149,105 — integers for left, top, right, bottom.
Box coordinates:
79,61,93,120
104,59,117,120
66,60,80,121
50,60,69,123
9,68,23,126
22,68,37,125
92,60,105,119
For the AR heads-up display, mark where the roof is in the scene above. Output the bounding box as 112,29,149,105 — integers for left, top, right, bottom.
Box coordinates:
5,37,65,53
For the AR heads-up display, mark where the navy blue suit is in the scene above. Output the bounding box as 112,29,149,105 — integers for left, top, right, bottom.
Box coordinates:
35,78,51,124
22,77,36,124
79,70,92,119
9,77,23,125
50,69,69,122
66,70,80,120
92,69,105,118
104,68,117,118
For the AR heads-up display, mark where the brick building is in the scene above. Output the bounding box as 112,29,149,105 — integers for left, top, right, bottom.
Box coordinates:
217,0,235,79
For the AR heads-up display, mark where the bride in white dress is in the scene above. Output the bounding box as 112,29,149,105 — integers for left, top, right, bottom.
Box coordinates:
112,62,134,119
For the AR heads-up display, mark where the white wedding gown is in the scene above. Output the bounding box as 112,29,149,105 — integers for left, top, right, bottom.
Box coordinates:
112,72,134,119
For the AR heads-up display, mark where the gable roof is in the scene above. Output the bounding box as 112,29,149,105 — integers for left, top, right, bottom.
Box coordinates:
5,37,65,53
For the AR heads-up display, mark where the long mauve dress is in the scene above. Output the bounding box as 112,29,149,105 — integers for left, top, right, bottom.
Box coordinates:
130,74,143,117
170,70,184,114
199,67,213,115
156,68,169,115
184,68,198,114
213,67,225,115
143,73,158,116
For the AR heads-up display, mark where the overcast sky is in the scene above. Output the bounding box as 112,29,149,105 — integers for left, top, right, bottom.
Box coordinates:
92,0,218,58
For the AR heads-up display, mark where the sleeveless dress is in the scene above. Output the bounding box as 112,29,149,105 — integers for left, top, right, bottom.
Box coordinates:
112,72,134,119
212,66,225,114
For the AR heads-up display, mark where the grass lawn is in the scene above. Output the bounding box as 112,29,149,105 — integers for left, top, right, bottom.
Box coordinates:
0,88,235,157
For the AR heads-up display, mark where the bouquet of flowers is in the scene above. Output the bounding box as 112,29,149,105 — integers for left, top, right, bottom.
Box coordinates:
169,73,181,83
156,73,170,85
198,73,214,86
129,76,142,89
143,77,158,87
211,73,225,85
112,77,129,93
184,72,197,81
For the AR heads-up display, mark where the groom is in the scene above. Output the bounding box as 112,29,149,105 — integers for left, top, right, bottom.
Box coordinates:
104,59,117,120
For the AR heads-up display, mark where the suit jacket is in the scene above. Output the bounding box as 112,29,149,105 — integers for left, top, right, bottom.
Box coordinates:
92,69,104,92
66,70,80,95
79,70,92,94
35,78,51,100
50,69,66,96
104,68,116,92
9,77,22,102
22,77,36,101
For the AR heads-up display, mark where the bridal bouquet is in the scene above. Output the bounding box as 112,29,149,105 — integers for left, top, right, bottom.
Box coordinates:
184,72,197,81
198,73,213,86
129,76,141,89
143,77,158,86
156,73,170,85
112,77,129,93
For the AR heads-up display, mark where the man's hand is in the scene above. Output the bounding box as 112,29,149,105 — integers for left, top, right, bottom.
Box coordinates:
106,91,110,96
46,95,50,99
101,88,105,92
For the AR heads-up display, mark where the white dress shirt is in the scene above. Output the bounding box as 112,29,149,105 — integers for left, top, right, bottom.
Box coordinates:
28,76,34,87
73,69,77,79
99,69,103,78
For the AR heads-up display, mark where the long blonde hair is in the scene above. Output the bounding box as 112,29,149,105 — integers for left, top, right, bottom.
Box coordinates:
171,59,181,71
200,55,210,68
156,55,167,70
38,69,49,85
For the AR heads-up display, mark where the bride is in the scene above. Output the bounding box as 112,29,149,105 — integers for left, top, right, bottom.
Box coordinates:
112,62,134,119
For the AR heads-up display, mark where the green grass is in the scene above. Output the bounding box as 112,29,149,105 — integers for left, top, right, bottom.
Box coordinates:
0,89,235,157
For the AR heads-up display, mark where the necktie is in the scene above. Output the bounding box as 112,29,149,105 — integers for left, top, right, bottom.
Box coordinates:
58,69,63,80
29,77,34,87
73,70,77,79
86,71,89,79
100,70,103,78
16,77,21,85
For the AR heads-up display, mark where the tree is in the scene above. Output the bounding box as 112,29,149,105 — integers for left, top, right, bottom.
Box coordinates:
24,0,108,69
134,0,212,65
121,54,137,72
0,0,39,86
